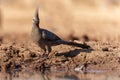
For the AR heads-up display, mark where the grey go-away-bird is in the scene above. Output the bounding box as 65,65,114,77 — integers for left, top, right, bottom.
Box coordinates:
31,8,90,55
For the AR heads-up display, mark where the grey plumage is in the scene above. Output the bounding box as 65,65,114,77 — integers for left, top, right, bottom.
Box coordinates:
31,8,90,55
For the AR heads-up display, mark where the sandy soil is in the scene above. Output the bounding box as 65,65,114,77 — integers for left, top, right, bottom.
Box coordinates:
0,0,120,72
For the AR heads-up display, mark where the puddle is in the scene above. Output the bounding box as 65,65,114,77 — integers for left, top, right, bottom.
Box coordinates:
0,70,120,80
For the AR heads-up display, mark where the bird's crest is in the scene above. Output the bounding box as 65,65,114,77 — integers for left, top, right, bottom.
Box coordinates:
32,7,39,25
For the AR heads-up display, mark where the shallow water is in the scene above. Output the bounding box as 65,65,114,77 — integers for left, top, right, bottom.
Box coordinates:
0,70,120,80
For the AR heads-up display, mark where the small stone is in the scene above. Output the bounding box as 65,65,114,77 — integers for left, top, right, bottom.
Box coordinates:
102,47,109,51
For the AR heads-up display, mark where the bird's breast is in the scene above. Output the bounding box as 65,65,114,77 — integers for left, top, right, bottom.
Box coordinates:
31,27,42,43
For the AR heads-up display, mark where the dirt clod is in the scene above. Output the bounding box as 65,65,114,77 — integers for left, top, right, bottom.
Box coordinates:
102,47,109,51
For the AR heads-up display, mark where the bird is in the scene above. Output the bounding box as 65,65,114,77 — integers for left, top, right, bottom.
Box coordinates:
31,8,90,55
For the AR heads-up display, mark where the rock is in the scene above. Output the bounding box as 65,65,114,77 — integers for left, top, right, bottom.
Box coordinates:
102,47,109,51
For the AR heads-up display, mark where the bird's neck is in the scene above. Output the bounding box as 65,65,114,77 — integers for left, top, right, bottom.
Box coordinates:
32,24,42,37
32,24,39,33
33,22,39,26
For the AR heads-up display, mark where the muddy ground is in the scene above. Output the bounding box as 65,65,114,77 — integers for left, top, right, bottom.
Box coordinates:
0,33,120,72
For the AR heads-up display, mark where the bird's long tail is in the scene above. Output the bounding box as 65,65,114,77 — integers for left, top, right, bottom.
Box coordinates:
55,40,90,49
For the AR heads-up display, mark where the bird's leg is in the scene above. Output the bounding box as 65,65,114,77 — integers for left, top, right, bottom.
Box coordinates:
42,48,48,57
40,45,46,58
45,45,51,55
43,48,46,54
42,45,51,58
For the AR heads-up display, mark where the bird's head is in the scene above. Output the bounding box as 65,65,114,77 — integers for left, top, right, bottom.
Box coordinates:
32,7,40,26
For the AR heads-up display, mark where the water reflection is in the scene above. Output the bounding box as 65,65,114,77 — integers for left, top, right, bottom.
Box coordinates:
0,70,120,80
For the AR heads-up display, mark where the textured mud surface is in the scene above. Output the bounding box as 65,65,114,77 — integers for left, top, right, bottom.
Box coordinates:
0,33,120,72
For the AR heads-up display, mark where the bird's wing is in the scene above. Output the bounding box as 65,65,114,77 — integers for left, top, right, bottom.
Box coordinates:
41,29,61,41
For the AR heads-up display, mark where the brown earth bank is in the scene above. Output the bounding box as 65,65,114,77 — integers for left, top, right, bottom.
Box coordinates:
0,33,120,72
